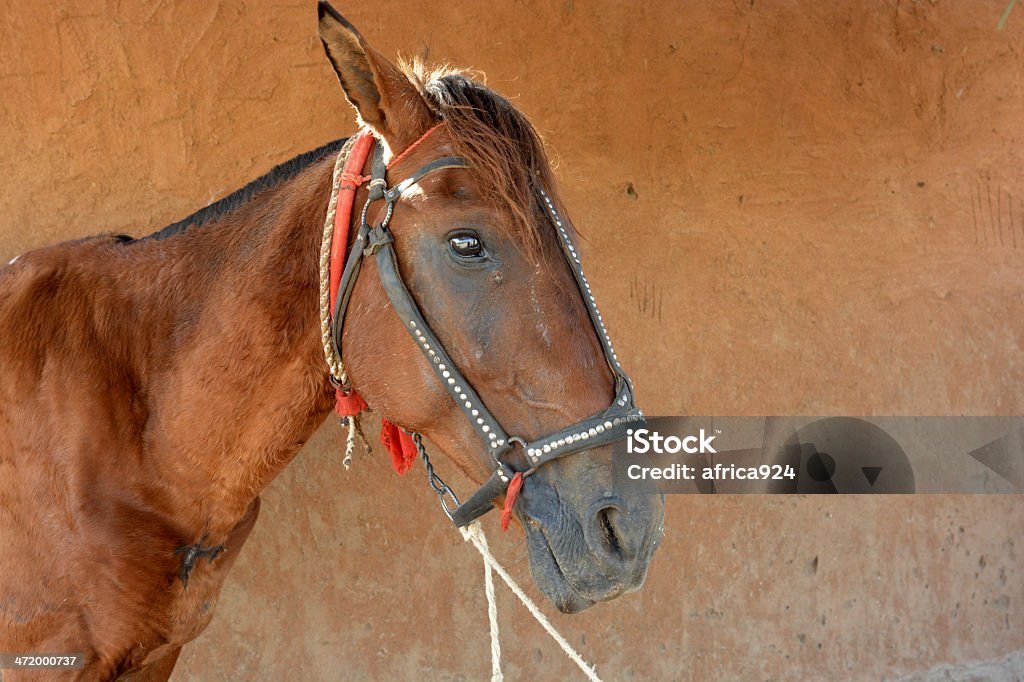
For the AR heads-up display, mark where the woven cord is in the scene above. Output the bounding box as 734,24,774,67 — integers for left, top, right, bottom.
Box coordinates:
319,136,359,386
460,522,603,682
482,548,503,681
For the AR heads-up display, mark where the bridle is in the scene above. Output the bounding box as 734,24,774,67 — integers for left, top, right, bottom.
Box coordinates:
328,128,644,527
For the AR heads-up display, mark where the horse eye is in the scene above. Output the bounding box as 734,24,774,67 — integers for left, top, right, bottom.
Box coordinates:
448,232,485,259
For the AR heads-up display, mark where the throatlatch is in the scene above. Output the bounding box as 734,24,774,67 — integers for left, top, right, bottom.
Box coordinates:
325,126,644,527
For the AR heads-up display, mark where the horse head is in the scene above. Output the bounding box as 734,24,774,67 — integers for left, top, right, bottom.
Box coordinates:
318,2,664,613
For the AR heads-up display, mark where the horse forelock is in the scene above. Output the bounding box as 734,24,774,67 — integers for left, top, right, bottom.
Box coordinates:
401,60,563,257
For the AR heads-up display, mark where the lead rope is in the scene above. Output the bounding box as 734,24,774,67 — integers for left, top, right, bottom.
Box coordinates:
460,522,603,682
479,531,502,682
319,137,364,467
414,437,602,682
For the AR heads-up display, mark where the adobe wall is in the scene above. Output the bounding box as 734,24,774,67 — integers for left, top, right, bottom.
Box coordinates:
1,2,1021,679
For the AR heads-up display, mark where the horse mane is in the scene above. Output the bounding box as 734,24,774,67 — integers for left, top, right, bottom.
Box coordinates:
405,61,559,253
144,66,558,249
143,138,346,241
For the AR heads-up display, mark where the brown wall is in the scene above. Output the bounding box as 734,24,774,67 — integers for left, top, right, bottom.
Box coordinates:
2,1,1022,679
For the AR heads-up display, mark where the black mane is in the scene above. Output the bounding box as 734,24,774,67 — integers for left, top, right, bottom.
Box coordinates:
143,138,346,241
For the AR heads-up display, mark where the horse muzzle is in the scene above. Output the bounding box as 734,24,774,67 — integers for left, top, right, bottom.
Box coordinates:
514,451,665,613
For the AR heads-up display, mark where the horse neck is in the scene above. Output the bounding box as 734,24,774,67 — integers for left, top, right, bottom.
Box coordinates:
120,155,338,535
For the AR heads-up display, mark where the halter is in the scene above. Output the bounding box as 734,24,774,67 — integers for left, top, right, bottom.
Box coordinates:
328,129,644,527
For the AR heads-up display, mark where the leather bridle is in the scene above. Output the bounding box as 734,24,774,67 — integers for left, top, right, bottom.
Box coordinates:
331,138,644,527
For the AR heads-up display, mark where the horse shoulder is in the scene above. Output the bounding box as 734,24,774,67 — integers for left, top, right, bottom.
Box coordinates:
0,238,255,669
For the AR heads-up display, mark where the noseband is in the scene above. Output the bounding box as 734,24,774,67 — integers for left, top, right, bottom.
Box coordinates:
330,133,644,527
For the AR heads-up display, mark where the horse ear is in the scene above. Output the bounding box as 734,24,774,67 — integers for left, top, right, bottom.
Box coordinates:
317,1,436,152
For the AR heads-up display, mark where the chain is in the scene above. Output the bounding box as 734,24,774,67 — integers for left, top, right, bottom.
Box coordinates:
412,432,460,520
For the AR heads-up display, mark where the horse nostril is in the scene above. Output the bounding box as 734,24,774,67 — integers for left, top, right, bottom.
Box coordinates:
595,505,625,559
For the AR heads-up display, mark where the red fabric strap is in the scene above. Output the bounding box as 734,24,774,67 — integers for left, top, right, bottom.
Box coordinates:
330,133,375,424
379,420,419,475
334,390,367,416
329,132,375,311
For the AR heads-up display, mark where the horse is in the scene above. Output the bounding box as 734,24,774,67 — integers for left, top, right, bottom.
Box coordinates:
0,3,664,679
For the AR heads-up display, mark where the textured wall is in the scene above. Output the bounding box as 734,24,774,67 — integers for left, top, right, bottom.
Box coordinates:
1,1,1022,679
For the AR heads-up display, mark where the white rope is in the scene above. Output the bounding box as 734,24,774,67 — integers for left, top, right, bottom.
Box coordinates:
340,414,368,470
481,549,503,682
459,522,603,682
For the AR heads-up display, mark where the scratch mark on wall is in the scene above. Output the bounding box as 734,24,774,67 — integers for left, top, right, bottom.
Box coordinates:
987,177,998,246
630,273,663,322
1007,191,1015,249
971,182,980,245
972,176,1020,249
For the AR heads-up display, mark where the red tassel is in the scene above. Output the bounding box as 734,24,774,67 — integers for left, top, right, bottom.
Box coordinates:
396,429,417,474
501,472,524,531
380,419,418,475
335,388,368,416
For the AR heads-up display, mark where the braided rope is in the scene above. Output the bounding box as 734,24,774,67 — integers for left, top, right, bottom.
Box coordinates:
319,136,359,386
460,522,603,682
482,547,503,682
341,414,369,470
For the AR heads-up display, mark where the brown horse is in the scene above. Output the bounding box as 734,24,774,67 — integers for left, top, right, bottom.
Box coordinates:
0,3,664,679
